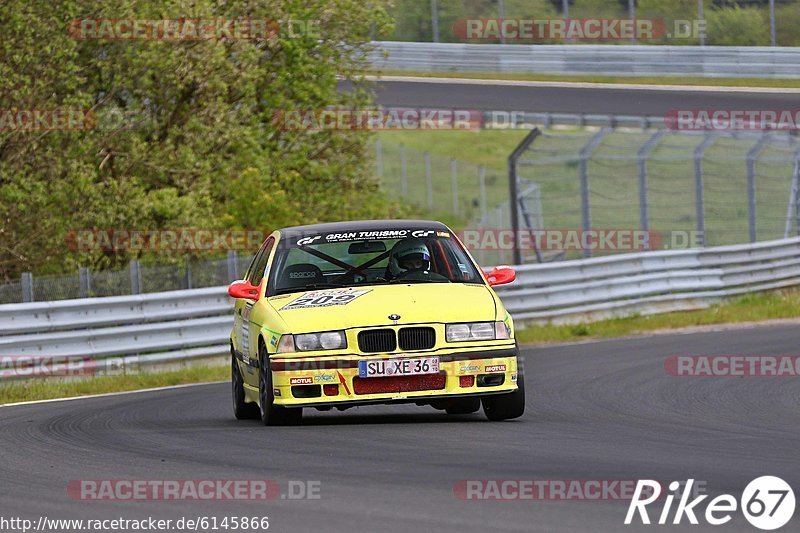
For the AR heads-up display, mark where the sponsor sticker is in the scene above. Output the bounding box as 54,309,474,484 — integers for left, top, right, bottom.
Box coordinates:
485,364,507,373
458,364,481,374
295,229,454,245
289,377,313,385
281,289,370,310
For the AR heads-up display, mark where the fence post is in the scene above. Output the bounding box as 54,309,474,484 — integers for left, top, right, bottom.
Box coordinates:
430,0,439,42
628,0,636,44
450,159,459,215
698,0,706,47
770,0,777,47
578,128,611,258
508,128,542,265
424,152,433,210
130,259,141,294
795,151,800,237
498,0,506,44
399,143,407,197
637,130,666,250
746,133,771,243
79,267,91,298
788,153,800,238
186,257,192,290
21,272,33,302
479,165,487,221
693,133,717,247
496,207,507,264
375,139,382,179
227,250,238,281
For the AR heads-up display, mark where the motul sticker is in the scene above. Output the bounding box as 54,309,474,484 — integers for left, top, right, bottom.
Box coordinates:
485,364,506,373
290,377,313,385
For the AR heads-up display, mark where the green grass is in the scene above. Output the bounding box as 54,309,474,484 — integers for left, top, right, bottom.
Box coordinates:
515,289,800,345
371,69,800,89
376,130,528,231
0,364,227,405
376,129,797,262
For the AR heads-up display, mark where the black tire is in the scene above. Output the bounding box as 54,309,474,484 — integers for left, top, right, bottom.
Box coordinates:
258,344,302,426
232,352,260,420
481,372,525,421
445,397,481,415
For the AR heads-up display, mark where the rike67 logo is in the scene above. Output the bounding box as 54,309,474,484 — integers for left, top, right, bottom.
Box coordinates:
626,477,795,530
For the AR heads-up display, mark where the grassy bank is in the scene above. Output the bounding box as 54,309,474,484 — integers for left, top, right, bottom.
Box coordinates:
0,364,228,405
515,289,800,345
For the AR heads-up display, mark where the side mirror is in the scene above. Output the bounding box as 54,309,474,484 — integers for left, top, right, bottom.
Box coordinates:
486,266,516,287
228,280,260,300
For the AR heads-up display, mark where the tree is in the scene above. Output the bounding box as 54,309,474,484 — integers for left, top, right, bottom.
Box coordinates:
0,0,395,280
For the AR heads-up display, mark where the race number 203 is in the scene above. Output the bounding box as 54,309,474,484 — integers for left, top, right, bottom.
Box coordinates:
281,289,371,310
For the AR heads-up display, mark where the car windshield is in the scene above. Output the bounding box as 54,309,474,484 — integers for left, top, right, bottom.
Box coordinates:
267,228,483,296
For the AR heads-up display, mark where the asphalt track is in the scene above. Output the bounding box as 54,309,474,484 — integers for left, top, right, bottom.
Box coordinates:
2,323,799,532
353,78,800,115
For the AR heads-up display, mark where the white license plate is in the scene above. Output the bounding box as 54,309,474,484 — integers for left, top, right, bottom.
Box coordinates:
358,357,440,378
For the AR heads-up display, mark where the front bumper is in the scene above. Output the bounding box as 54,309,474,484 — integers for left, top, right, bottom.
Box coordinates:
268,346,519,407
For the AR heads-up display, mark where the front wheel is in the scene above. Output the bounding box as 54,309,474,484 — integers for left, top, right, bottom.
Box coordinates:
482,372,525,421
258,344,302,426
232,352,259,420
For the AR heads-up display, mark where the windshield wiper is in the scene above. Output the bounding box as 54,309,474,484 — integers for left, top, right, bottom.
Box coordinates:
274,282,347,295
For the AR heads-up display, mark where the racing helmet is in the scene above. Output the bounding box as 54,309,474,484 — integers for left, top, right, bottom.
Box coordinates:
389,238,431,277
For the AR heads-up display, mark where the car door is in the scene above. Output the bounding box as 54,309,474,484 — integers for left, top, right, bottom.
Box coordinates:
233,246,263,359
241,236,275,386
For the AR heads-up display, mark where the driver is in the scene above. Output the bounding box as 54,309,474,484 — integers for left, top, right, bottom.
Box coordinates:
388,238,432,278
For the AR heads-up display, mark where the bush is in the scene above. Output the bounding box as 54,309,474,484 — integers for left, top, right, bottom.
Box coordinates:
706,5,770,46
775,2,800,46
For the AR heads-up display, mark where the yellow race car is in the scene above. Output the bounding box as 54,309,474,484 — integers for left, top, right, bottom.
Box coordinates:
228,220,523,425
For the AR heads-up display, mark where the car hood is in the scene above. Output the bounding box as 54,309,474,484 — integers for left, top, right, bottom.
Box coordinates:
268,283,497,332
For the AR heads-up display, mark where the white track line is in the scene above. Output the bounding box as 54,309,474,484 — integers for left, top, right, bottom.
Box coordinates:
0,381,226,408
364,75,800,94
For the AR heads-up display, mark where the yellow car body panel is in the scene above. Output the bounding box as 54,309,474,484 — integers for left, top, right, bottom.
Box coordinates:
229,221,519,412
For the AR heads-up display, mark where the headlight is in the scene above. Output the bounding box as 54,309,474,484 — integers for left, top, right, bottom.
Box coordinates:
446,321,509,342
292,330,347,352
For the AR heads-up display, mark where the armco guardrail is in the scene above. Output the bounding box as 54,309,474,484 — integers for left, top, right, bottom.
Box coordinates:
1,236,800,380
495,236,800,321
0,287,232,379
370,42,800,79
